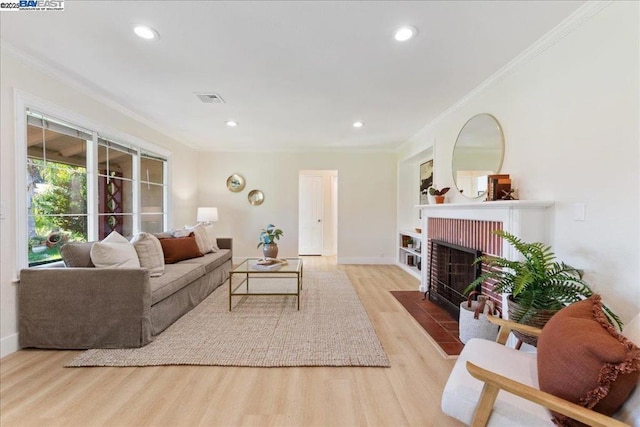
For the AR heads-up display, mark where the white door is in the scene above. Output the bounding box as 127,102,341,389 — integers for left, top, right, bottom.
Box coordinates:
299,175,323,255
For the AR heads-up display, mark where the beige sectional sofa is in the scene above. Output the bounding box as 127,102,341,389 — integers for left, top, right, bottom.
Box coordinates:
18,238,232,349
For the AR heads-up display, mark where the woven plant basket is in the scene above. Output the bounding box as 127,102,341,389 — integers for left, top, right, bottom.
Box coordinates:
507,297,559,347
459,292,500,344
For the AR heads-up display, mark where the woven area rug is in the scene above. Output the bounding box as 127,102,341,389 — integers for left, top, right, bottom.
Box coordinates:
66,271,390,368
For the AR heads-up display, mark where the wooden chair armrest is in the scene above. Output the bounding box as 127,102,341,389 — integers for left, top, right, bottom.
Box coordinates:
466,361,630,427
487,313,543,345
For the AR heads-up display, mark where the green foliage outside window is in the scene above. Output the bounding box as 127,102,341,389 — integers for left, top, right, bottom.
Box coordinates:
28,159,87,264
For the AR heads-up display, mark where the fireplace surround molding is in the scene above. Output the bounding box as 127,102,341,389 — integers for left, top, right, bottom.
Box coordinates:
417,200,555,317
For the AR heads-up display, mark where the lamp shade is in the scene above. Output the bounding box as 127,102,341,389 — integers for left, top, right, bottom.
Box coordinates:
197,207,219,222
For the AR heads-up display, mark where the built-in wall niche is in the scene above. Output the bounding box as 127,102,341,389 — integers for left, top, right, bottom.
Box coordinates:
398,230,422,279
397,147,433,232
396,148,432,279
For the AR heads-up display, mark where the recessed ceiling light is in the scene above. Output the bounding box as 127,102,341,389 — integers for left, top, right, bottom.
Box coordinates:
394,26,417,42
226,120,239,127
353,121,364,128
134,25,158,40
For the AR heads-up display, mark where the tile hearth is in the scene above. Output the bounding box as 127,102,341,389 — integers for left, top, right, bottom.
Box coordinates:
391,290,463,357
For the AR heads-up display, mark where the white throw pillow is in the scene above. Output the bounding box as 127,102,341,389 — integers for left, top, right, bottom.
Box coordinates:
130,232,165,277
186,224,213,254
205,225,219,252
172,228,191,238
90,231,140,269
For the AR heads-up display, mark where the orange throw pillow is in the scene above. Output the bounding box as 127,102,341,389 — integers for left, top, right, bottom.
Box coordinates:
158,234,203,264
537,295,640,426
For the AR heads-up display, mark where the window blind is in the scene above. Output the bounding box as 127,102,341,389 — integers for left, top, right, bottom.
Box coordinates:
26,110,93,141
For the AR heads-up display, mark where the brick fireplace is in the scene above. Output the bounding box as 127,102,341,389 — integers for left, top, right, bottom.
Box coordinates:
418,200,554,321
427,219,503,315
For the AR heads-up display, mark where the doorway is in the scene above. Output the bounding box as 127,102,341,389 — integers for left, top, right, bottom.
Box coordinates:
298,170,338,257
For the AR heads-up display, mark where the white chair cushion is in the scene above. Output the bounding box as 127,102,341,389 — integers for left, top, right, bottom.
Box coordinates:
441,338,552,426
614,313,640,426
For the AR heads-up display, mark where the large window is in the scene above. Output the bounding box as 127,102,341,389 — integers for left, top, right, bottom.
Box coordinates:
98,138,135,239
27,114,90,265
140,155,166,234
26,110,168,266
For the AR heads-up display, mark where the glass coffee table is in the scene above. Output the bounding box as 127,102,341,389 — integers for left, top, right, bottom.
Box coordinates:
229,258,303,311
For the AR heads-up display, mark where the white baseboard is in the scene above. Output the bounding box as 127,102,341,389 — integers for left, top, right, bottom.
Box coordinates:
337,257,395,265
1,333,19,358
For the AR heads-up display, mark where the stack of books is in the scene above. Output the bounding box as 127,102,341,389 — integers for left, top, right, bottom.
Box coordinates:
486,174,511,201
252,258,289,270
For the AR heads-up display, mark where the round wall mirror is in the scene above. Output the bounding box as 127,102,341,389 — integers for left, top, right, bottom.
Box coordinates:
452,113,504,199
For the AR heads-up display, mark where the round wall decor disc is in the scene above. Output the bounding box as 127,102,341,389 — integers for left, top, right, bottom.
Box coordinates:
226,174,246,192
248,189,264,205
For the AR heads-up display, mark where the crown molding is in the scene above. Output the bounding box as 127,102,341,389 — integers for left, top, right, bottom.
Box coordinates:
396,0,613,154
1,40,199,151
200,146,397,154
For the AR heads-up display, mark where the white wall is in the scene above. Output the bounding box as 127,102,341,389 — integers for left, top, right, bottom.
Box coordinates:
397,2,640,322
0,53,200,357
196,151,397,264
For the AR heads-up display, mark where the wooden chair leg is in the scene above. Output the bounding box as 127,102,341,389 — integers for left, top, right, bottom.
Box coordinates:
471,382,500,427
515,339,523,350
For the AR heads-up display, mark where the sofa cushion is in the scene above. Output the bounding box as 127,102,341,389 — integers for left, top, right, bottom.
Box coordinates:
60,242,95,267
131,232,165,277
158,234,203,264
149,263,206,304
153,231,174,239
90,231,140,269
186,224,213,254
205,225,220,252
179,249,231,273
537,295,640,426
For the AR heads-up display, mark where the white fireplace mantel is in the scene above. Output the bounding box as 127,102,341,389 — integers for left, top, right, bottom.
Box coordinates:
417,200,554,249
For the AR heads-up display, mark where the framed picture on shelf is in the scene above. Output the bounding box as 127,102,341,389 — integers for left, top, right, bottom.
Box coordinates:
419,160,433,204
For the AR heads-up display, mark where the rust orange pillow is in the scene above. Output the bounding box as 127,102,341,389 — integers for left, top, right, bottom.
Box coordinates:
537,295,640,426
158,234,203,264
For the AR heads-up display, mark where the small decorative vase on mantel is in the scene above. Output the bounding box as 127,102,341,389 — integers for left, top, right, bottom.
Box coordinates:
262,243,278,259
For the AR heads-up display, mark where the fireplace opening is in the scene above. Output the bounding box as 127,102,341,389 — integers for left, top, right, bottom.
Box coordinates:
427,239,482,320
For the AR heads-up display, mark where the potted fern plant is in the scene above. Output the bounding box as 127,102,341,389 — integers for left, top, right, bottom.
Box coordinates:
465,230,622,345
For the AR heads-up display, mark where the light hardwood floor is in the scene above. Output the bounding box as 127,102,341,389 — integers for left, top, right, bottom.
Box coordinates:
0,257,462,427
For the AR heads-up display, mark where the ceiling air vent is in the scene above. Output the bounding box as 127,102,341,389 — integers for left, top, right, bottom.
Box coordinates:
195,93,226,104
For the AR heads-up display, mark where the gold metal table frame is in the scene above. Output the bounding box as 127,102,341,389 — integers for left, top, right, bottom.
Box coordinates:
229,258,304,311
